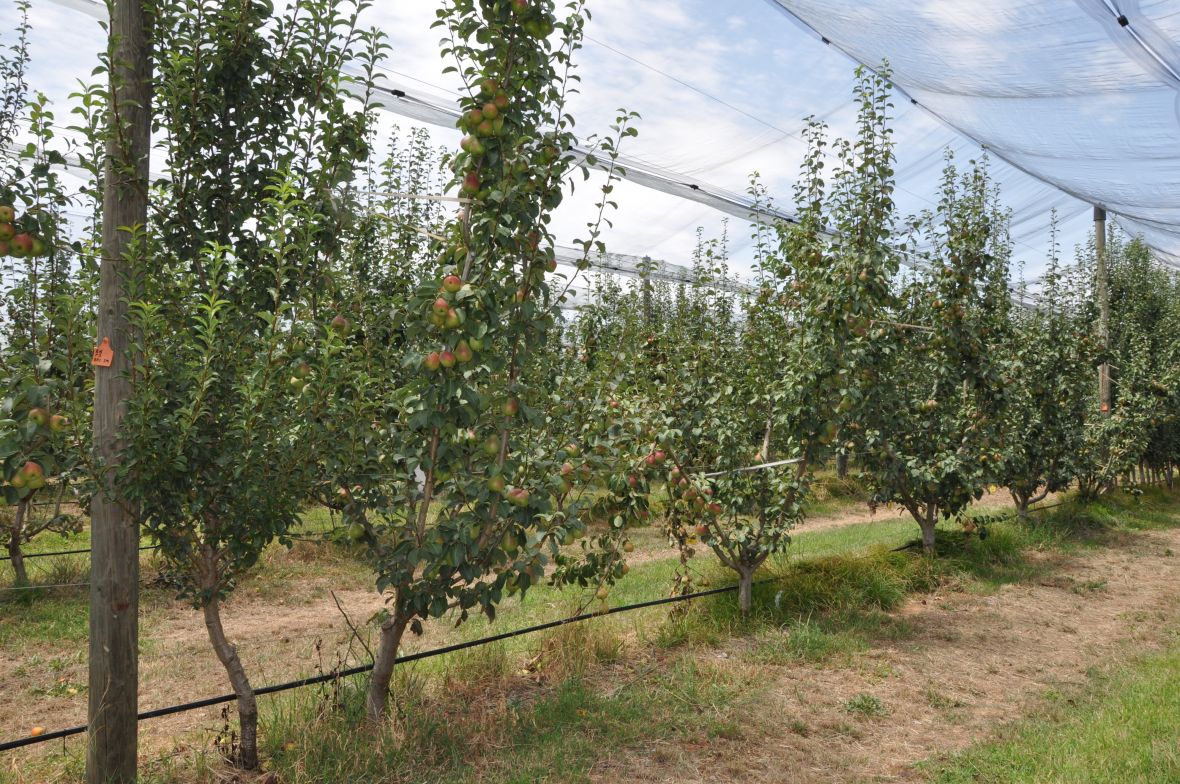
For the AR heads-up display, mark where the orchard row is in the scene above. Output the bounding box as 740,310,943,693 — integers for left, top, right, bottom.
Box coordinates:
0,0,1177,775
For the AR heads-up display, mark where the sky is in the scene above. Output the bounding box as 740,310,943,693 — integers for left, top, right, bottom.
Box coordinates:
10,0,1149,289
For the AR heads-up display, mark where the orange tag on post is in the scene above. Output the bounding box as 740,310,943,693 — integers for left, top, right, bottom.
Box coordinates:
91,337,114,367
1100,402,1110,413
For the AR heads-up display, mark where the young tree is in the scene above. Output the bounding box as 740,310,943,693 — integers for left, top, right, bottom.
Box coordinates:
332,0,645,722
117,0,379,769
643,67,902,612
1000,227,1096,515
859,154,1012,552
0,9,91,586
1077,233,1180,493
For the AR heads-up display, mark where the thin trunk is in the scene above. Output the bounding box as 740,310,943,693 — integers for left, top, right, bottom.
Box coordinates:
366,605,409,723
7,500,29,586
736,564,755,615
203,594,259,770
760,416,773,463
836,452,848,480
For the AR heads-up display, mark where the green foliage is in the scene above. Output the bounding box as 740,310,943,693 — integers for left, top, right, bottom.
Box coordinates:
1000,221,1096,511
859,152,1013,548
0,7,92,583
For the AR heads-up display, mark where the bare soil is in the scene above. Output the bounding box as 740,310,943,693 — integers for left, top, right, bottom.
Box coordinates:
592,526,1180,783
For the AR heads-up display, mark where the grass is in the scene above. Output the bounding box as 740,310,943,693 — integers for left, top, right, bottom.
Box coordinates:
930,640,1180,783
247,650,751,784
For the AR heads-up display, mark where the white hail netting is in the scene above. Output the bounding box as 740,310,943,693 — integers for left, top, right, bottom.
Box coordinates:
765,0,1180,268
32,0,1175,284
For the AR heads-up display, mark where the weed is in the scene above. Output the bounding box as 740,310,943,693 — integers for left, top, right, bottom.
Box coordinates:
843,692,887,717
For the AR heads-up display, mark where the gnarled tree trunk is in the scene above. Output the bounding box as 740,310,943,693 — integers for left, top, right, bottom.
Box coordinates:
203,593,259,770
736,564,756,615
919,504,938,553
366,601,409,723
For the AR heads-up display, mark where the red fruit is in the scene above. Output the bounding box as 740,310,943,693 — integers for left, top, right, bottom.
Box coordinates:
693,524,709,537
507,487,530,507
444,308,461,329
432,297,450,317
627,475,639,489
0,223,13,241
424,352,441,371
512,0,527,13
477,119,495,137
653,450,666,465
30,237,46,256
49,414,69,432
707,502,722,515
330,314,350,334
608,400,619,410
465,108,484,126
454,340,473,363
493,91,509,111
479,78,499,96
487,475,506,493
0,205,13,222
439,350,456,368
514,288,527,303
442,274,462,293
481,102,499,120
503,398,519,417
27,408,48,427
462,171,480,194
9,234,33,255
21,461,45,490
0,241,8,255
560,462,574,477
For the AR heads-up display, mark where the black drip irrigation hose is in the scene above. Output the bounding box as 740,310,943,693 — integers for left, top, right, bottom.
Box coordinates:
0,582,748,753
0,544,159,563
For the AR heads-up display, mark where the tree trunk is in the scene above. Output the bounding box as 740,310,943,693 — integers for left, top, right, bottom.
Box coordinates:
1168,464,1174,490
836,452,849,480
203,594,259,770
1011,490,1030,520
919,505,938,553
366,607,409,723
7,500,29,586
737,565,755,615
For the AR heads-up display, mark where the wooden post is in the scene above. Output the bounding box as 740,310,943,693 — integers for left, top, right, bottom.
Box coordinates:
88,1,151,782
1094,206,1111,417
641,255,653,327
